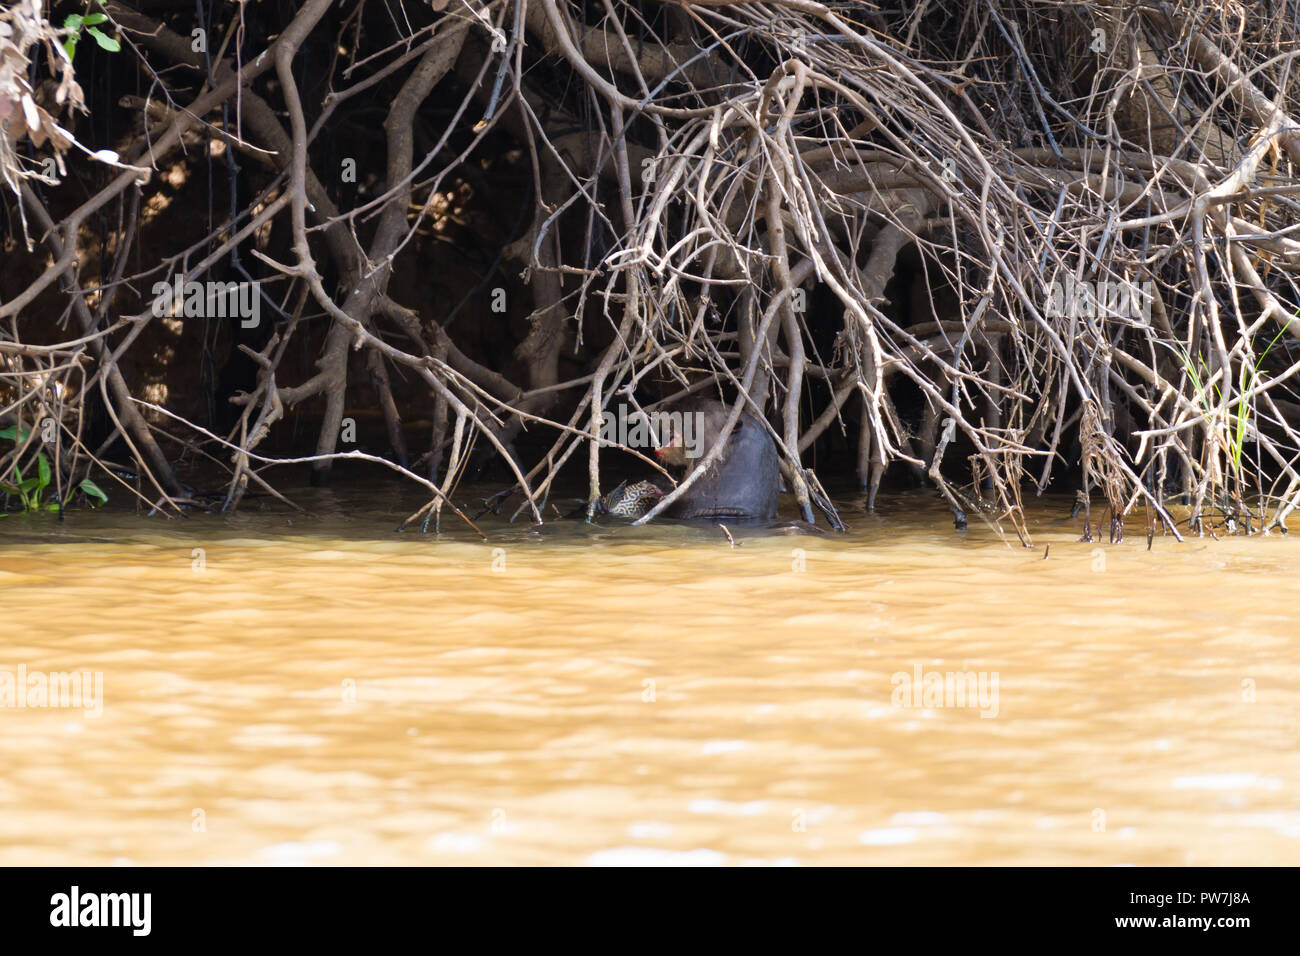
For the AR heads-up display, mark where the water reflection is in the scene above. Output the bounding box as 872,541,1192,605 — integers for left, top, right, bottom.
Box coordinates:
0,485,1297,864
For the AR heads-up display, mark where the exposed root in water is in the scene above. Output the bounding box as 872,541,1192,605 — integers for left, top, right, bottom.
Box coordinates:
4,2,1300,542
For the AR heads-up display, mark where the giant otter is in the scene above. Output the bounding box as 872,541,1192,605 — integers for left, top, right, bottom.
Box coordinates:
651,397,781,521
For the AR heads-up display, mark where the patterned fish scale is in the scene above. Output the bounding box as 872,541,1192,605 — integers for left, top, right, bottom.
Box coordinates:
600,480,665,518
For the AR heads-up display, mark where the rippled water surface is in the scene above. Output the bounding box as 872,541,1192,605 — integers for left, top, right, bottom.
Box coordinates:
1,482,1297,865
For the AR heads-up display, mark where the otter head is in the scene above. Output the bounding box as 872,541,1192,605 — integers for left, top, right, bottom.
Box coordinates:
654,423,691,467
653,400,732,467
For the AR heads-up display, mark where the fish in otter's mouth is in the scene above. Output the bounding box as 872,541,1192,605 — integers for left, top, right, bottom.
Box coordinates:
597,480,666,519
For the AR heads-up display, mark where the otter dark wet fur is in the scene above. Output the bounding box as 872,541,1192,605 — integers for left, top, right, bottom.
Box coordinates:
655,398,780,521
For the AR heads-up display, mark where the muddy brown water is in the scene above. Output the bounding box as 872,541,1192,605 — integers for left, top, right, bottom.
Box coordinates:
0,483,1297,865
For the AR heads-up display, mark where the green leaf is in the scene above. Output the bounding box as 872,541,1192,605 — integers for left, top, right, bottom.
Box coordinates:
79,479,108,504
63,38,77,62
47,502,61,512
87,27,120,53
82,14,108,26
36,453,51,490
0,426,15,440
64,14,84,31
